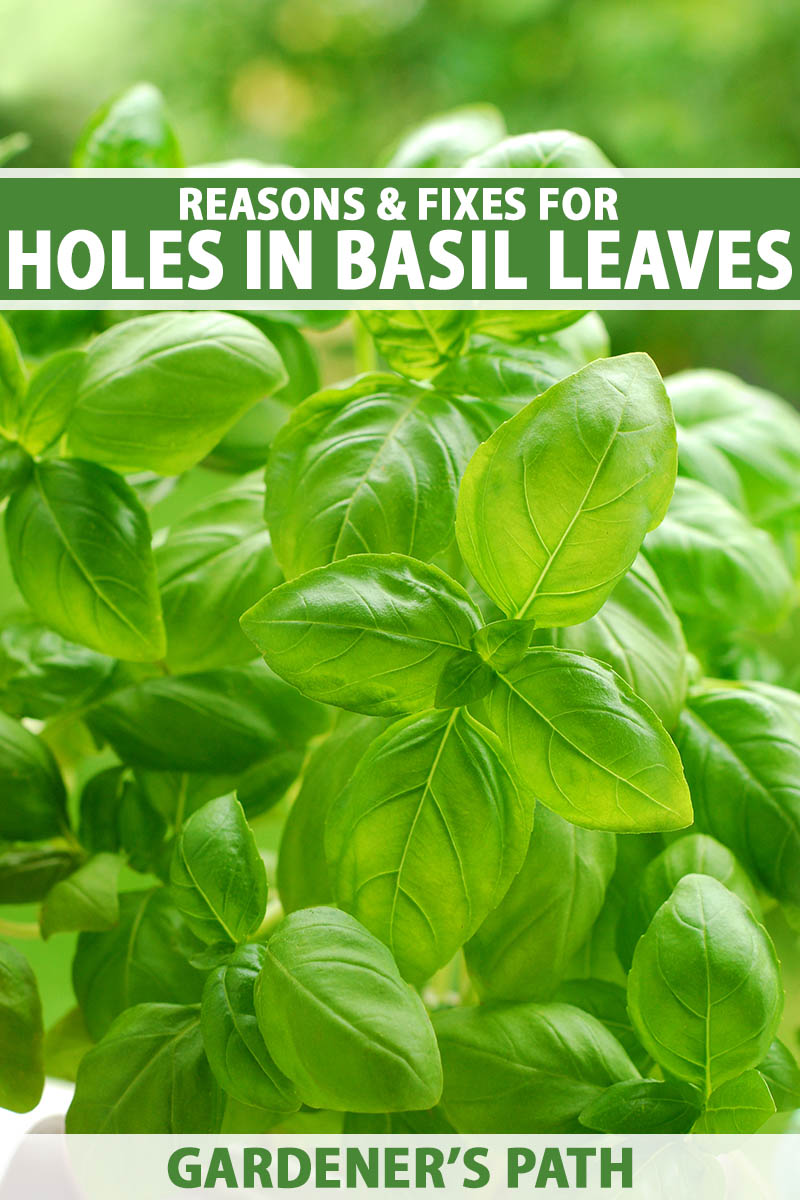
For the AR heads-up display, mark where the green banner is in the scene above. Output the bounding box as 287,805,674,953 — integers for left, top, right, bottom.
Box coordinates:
1,170,798,306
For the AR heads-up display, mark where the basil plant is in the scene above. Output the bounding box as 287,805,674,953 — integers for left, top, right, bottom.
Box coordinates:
1,89,800,1138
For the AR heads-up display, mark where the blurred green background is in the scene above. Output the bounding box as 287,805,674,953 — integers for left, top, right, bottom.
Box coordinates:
1,0,800,399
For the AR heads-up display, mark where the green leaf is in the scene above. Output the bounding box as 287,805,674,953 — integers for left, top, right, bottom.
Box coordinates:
0,942,44,1113
384,104,506,167
264,374,478,578
434,651,494,708
0,437,32,502
435,313,609,421
156,477,282,673
78,767,125,855
644,478,793,639
73,887,207,1040
66,1003,224,1133
757,1040,800,1112
278,715,383,913
456,354,677,624
15,349,86,455
464,804,616,1002
5,459,166,662
210,321,319,472
616,833,761,970
580,1078,702,1133
675,682,800,906
40,853,120,938
72,83,183,168
0,310,98,358
467,128,613,169
0,839,81,903
327,708,530,984
64,312,286,475
669,369,800,527
44,1008,93,1084
88,661,327,772
170,795,267,944
0,315,27,438
201,942,300,1112
471,619,535,673
118,776,167,875
539,555,688,730
241,554,482,717
694,1070,776,1133
553,979,651,1074
480,648,692,832
628,875,783,1093
0,132,30,166
359,312,473,380
0,710,67,840
0,622,117,720
256,907,442,1112
434,1001,638,1133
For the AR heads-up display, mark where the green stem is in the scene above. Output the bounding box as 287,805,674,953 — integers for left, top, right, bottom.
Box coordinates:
0,918,41,941
354,317,377,375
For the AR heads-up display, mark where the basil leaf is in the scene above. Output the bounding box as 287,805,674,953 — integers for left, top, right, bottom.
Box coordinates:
65,312,286,475
467,129,613,169
676,682,800,906
628,875,783,1093
669,369,800,527
616,833,761,970
435,313,609,422
471,618,535,673
0,942,44,1113
0,310,98,358
16,350,86,455
0,315,27,439
464,804,616,1002
72,83,183,168
0,839,81,903
0,437,31,502
385,105,506,167
278,715,383,914
580,1079,702,1134
6,459,166,662
256,907,442,1112
0,132,29,166
553,979,651,1074
40,853,120,938
170,796,267,945
644,478,793,639
73,887,207,1040
242,554,482,717
210,322,319,472
327,708,530,984
156,477,282,673
0,710,67,840
201,942,299,1112
694,1070,776,1133
0,622,117,721
435,1001,638,1133
88,661,327,773
539,556,688,730
66,1003,224,1133
481,648,692,832
44,1008,94,1084
265,374,478,578
456,354,677,624
758,1040,800,1112
359,312,473,380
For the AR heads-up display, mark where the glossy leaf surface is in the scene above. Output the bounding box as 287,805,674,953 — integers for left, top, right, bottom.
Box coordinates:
456,354,677,624
327,708,530,984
